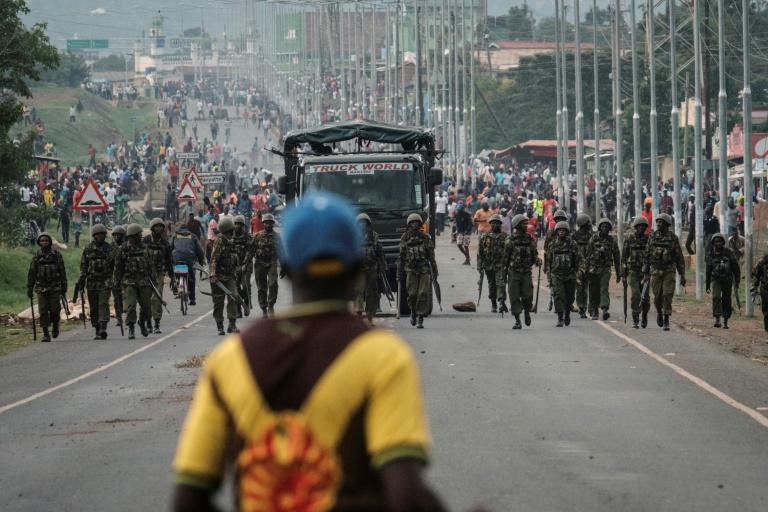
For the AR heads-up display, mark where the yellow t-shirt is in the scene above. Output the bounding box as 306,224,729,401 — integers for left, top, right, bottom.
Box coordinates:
173,303,431,507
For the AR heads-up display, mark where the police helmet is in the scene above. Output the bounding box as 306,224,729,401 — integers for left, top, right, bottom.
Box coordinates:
511,214,528,229
91,224,107,236
149,217,165,229
711,233,726,244
218,217,235,233
597,218,613,230
36,232,52,245
112,225,126,236
356,213,372,224
126,223,143,237
489,214,503,224
576,214,591,227
632,216,649,227
234,215,246,225
407,213,423,226
555,221,570,232
657,213,673,226
554,209,567,221
262,213,275,223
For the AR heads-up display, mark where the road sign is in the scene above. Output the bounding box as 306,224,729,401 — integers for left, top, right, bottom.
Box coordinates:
176,152,199,161
185,169,202,190
200,173,226,185
176,177,198,203
752,133,768,159
67,39,109,50
73,177,109,211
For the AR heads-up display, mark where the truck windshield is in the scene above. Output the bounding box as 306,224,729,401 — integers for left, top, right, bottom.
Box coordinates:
303,162,422,210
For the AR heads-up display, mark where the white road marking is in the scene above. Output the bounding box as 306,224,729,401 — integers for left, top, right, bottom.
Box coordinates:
598,321,768,429
0,310,213,416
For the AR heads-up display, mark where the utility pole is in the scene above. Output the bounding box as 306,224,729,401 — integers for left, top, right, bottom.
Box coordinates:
743,0,754,315
461,0,469,163
694,0,704,300
648,0,659,222
555,0,564,203
717,0,727,233
415,2,423,125
613,0,624,249
574,0,586,213
630,0,642,220
560,0,570,211
470,0,477,161
669,0,683,294
453,0,461,182
593,0,601,222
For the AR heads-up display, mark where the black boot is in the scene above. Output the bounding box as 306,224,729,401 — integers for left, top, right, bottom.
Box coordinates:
723,316,729,329
590,310,599,321
641,310,648,328
52,320,60,339
579,308,587,319
632,313,640,329
128,325,136,340
556,312,564,327
602,308,610,321
410,311,417,326
417,316,424,329
512,315,522,329
153,320,162,334
714,316,721,328
93,325,101,340
140,321,149,337
262,308,268,318
100,321,108,340
217,322,225,335
491,300,497,313
663,315,670,331
41,327,51,343
564,310,571,326
656,310,664,327
227,320,239,333
524,310,531,326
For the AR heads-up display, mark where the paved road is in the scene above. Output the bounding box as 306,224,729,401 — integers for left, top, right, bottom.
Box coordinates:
1,237,767,511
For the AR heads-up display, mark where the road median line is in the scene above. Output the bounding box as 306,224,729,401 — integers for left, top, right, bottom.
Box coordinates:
0,310,213,416
597,320,768,429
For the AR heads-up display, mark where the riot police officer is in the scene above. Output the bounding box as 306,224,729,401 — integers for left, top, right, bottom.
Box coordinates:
113,224,152,339
142,218,175,333
27,232,67,342
210,216,240,334
500,214,540,329
78,224,115,339
398,213,437,328
232,215,252,317
355,213,386,324
111,225,126,327
643,213,686,331
751,249,768,331
706,233,740,329
477,214,508,313
622,216,651,328
248,213,280,317
547,221,580,327
572,214,593,318
583,219,621,320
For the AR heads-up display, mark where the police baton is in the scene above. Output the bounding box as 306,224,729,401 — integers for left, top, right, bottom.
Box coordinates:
29,295,37,341
148,278,171,314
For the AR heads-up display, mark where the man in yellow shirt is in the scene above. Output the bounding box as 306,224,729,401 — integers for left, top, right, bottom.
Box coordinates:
173,192,446,512
473,201,494,234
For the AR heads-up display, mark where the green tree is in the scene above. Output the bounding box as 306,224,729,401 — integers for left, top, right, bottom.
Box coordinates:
507,5,535,41
0,0,58,186
93,53,133,72
38,51,90,87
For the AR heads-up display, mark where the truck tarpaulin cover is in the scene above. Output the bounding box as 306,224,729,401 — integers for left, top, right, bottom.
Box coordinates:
282,120,434,151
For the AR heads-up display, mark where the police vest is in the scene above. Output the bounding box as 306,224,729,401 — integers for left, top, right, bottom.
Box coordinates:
361,232,380,268
648,234,677,269
403,234,429,269
123,245,151,277
626,235,648,272
550,240,576,275
86,244,112,282
253,233,277,264
710,251,732,280
145,237,168,273
591,236,615,269
508,235,534,272
479,232,507,268
36,252,62,283
215,239,240,276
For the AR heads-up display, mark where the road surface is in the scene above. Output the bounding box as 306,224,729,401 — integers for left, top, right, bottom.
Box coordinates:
1,237,767,511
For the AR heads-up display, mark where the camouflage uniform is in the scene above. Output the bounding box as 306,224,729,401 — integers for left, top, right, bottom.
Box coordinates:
79,235,115,338
583,220,621,319
546,222,580,325
477,222,509,312
543,210,568,275
500,218,538,327
111,226,126,325
622,218,651,327
398,218,437,325
142,224,174,329
751,254,768,331
27,234,67,342
249,228,279,314
643,214,685,330
113,231,153,338
706,233,740,327
232,219,253,316
355,217,386,320
572,215,593,316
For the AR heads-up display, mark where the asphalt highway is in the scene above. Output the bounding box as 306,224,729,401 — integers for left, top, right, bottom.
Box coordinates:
1,237,767,512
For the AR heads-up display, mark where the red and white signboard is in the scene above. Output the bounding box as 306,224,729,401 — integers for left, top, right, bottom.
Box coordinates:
185,169,203,190
73,177,109,211
752,133,768,159
176,177,198,203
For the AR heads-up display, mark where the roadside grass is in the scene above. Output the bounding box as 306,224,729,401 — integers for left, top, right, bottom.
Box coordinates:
18,85,157,165
0,242,87,355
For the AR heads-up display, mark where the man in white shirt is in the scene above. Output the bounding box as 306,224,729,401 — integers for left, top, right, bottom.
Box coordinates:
20,185,31,203
435,191,448,235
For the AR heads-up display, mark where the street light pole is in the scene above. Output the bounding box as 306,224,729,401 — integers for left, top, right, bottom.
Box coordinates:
630,0,642,220
648,0,659,222
717,0,728,234
613,0,624,250
592,0,600,222
669,0,683,294
555,0,564,202
694,0,704,300
574,0,586,214
743,0,754,315
560,0,570,211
